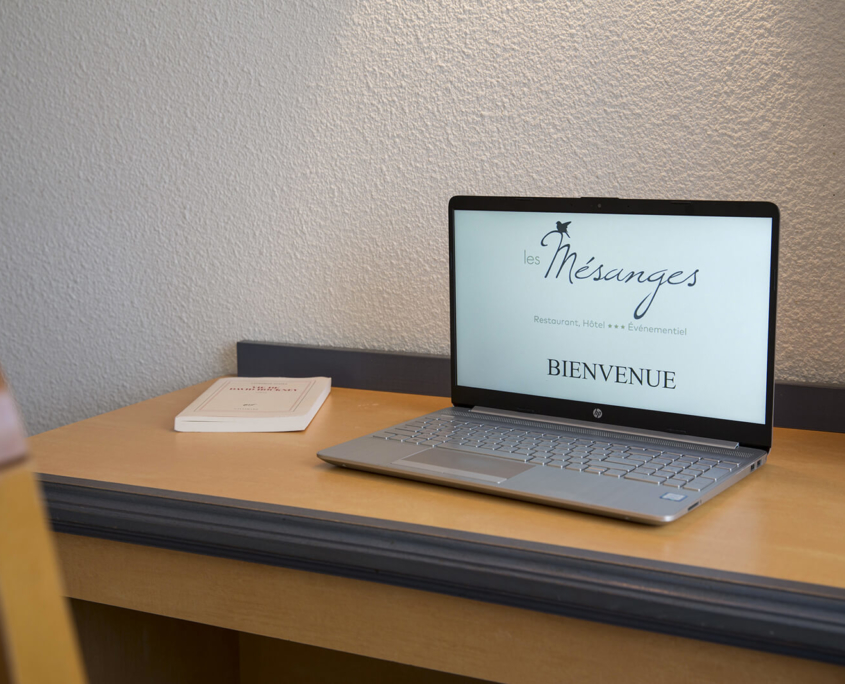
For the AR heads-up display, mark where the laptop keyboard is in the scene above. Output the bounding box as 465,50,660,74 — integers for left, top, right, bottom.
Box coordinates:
373,414,747,493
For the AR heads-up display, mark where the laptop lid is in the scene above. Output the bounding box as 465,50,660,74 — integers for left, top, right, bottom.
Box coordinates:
449,196,779,452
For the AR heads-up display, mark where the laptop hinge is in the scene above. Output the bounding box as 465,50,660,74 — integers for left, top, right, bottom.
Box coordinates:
470,406,740,450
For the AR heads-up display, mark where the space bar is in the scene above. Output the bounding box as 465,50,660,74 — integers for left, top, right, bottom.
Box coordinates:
436,444,531,462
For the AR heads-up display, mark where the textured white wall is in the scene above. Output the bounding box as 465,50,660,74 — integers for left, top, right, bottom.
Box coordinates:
1,0,843,435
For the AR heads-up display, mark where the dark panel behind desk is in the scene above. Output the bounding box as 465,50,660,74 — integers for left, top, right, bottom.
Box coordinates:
774,382,845,433
237,341,450,397
237,341,844,433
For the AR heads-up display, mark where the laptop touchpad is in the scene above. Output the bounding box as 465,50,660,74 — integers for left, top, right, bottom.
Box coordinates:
395,449,533,484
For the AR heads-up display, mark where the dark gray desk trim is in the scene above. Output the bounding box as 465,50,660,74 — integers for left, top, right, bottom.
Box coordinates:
42,474,845,665
237,341,845,433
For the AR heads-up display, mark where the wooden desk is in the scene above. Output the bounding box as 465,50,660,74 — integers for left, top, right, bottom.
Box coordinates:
30,382,845,683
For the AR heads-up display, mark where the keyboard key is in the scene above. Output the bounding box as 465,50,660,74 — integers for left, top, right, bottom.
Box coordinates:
601,469,626,478
584,466,606,474
566,464,589,471
446,445,503,457
706,467,733,481
663,479,688,488
620,457,648,466
632,466,657,475
624,474,663,485
683,477,716,491
488,451,532,462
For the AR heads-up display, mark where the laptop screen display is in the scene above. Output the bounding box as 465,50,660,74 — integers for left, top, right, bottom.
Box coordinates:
453,204,776,427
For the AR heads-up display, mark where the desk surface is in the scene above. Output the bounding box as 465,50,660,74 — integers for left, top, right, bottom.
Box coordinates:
29,381,845,676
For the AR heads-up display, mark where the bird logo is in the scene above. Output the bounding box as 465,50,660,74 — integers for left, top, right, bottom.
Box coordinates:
555,221,571,237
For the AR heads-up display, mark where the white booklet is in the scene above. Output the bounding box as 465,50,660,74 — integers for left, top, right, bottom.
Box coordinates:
174,377,331,432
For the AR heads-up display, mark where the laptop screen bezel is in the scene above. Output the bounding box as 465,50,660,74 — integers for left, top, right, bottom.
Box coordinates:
449,195,779,451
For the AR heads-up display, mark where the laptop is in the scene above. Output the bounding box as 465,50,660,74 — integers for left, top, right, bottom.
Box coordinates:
319,196,779,524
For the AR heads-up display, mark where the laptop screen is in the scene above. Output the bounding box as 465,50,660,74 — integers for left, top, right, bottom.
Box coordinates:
450,197,779,447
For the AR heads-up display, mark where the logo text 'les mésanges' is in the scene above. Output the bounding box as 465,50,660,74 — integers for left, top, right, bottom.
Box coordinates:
540,221,699,320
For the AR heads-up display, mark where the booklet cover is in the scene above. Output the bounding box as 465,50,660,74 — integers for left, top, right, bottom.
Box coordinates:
174,377,331,432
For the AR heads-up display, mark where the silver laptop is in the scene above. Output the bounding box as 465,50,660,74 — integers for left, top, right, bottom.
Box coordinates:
319,196,779,524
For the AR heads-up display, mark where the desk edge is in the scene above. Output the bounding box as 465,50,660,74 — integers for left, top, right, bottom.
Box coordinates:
40,474,845,666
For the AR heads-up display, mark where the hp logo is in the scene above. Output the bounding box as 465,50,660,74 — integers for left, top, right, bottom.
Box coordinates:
593,408,603,419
